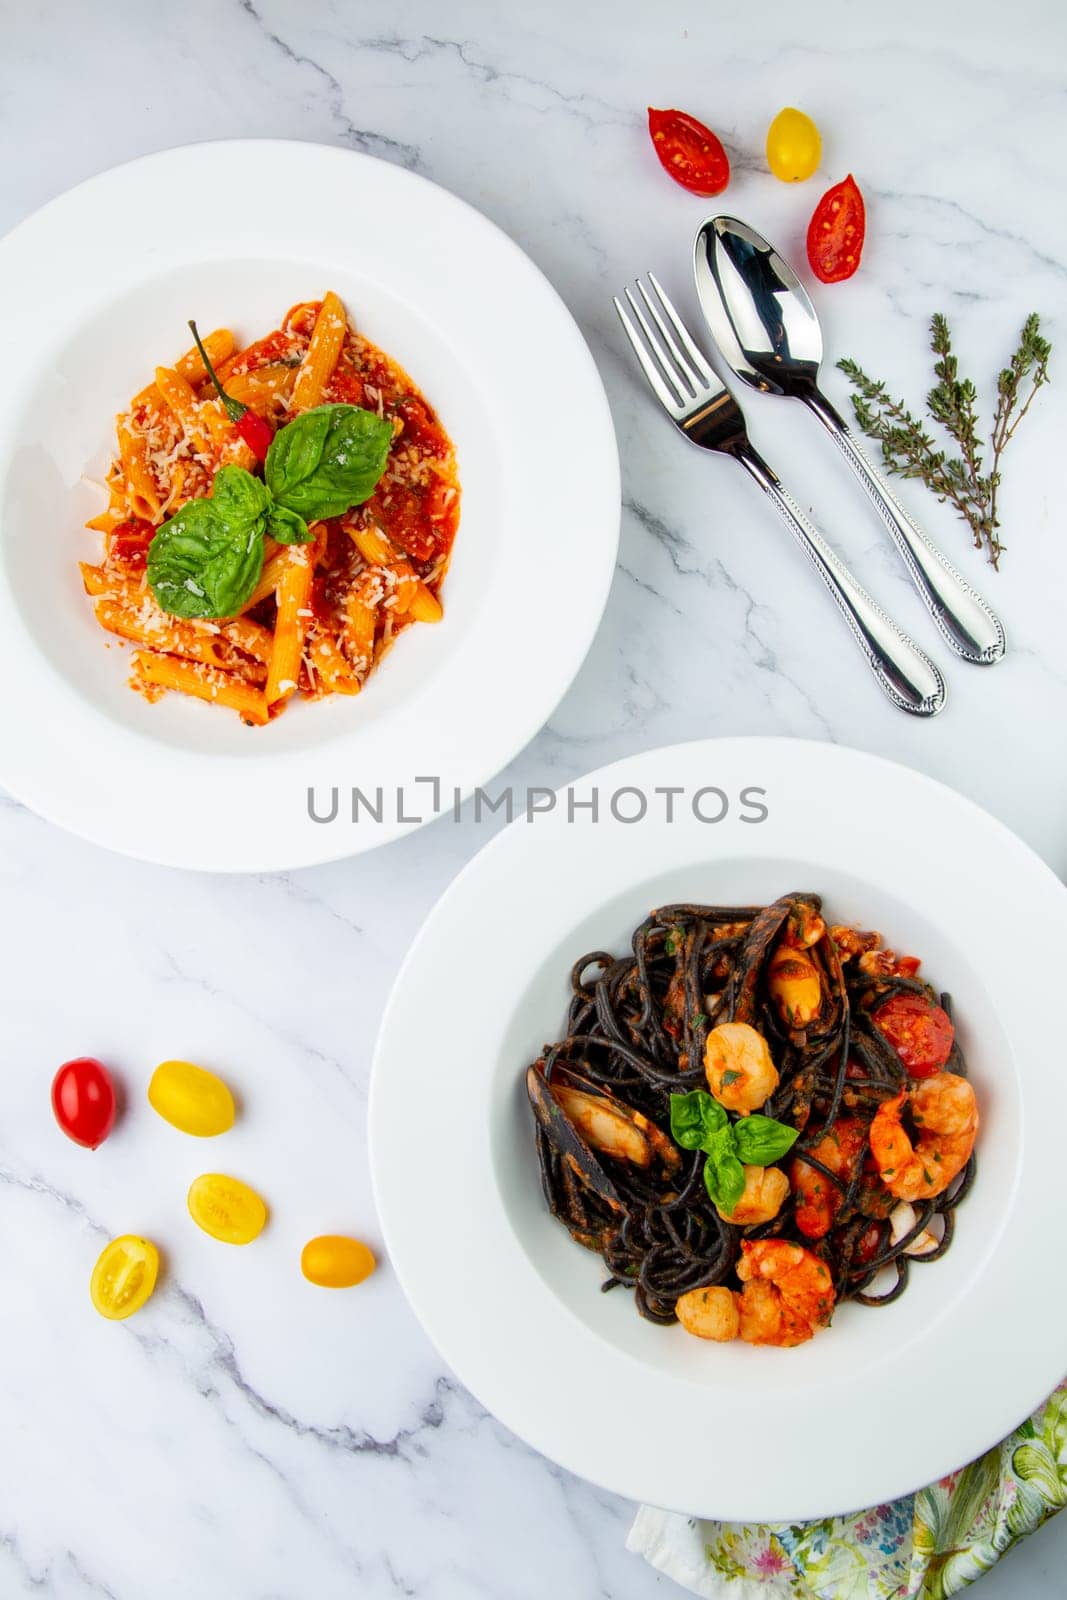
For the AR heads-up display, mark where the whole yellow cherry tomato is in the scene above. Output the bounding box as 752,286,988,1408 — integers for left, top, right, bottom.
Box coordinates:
188,1173,268,1244
148,1059,235,1137
301,1235,376,1288
91,1235,160,1320
766,107,822,182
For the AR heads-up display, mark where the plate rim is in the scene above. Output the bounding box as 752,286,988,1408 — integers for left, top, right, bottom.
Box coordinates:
370,734,1067,1519
0,139,620,871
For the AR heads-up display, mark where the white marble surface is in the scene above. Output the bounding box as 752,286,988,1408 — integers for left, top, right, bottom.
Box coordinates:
2,2,1066,1595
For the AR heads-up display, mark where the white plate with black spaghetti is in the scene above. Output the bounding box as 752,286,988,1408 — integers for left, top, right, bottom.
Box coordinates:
370,737,1067,1520
0,141,618,870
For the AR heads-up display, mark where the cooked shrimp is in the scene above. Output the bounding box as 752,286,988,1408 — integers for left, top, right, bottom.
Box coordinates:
736,1240,835,1347
791,1118,868,1239
704,1022,778,1113
720,1163,789,1226
675,1284,740,1341
869,1072,978,1201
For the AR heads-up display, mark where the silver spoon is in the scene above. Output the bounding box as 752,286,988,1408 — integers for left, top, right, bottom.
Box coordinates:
694,216,1006,665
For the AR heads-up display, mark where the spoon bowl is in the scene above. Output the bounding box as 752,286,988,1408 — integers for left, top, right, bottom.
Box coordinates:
695,215,824,397
693,215,1006,666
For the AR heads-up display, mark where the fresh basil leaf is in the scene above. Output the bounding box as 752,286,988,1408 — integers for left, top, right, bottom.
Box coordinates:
733,1114,801,1167
670,1090,727,1151
265,503,312,545
210,463,272,523
266,404,394,521
703,1127,746,1216
147,474,266,620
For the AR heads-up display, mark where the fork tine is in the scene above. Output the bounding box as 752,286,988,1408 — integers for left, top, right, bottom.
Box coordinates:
646,272,715,386
624,287,696,402
613,294,685,411
634,278,700,394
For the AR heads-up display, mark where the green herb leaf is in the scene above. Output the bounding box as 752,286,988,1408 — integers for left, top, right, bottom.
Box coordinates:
211,463,272,523
703,1127,747,1216
720,1069,741,1087
265,404,394,521
733,1113,800,1166
265,503,312,545
837,311,1051,570
147,465,267,619
669,1091,726,1151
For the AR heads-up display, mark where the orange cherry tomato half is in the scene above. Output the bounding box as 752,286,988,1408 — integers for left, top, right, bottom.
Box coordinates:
872,993,954,1077
647,108,730,197
806,174,866,284
51,1057,117,1149
301,1235,376,1288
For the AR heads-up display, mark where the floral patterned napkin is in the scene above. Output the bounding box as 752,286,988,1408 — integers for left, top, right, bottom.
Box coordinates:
628,1380,1067,1599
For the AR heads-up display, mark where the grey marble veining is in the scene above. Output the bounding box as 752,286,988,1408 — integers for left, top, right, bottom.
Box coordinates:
1,2,1065,1595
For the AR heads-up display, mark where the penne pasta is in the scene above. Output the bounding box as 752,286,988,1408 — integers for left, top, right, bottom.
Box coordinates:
132,329,234,410
265,546,315,706
306,629,361,696
154,366,211,456
82,565,273,668
94,600,269,684
116,414,163,522
83,294,459,722
407,581,443,624
239,541,284,612
292,290,346,411
131,651,270,725
342,574,379,675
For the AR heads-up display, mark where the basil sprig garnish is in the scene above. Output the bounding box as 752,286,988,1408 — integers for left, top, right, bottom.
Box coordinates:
669,1090,799,1217
147,404,394,620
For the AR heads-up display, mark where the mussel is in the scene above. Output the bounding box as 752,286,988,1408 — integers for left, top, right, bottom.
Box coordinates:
526,1063,679,1251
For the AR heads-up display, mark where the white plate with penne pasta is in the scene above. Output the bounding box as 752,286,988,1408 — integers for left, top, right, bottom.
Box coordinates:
0,141,619,869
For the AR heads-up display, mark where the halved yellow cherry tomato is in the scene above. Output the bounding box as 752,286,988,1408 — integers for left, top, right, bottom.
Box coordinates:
148,1060,235,1137
91,1235,160,1320
188,1173,267,1244
766,107,822,182
301,1235,376,1288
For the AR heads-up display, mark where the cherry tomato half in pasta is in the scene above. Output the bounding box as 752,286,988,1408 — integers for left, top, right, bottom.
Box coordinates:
806,174,866,283
872,993,954,1077
647,108,730,196
51,1057,117,1149
107,518,156,571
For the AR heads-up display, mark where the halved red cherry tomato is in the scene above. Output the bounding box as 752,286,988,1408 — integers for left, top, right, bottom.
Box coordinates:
51,1057,117,1149
647,108,730,197
107,518,155,571
806,174,866,283
872,993,954,1077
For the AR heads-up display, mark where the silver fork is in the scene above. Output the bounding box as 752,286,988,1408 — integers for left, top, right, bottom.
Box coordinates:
614,274,947,717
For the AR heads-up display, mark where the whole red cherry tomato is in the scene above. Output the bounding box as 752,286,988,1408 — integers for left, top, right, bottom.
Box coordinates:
872,994,954,1078
647,108,730,197
51,1057,117,1149
806,173,866,283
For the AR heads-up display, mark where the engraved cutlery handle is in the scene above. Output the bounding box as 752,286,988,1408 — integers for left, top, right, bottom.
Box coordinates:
805,391,1005,665
738,446,946,717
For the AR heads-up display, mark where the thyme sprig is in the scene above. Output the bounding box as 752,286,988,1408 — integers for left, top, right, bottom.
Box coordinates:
838,313,1051,568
